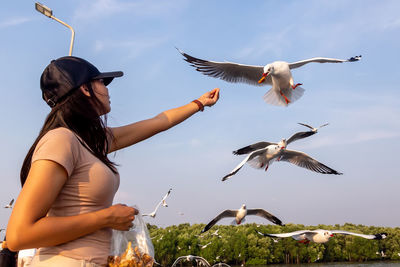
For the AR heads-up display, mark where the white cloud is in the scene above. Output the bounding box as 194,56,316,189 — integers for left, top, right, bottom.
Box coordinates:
0,17,31,29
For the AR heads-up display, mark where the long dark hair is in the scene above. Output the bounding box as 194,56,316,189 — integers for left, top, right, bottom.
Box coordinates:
20,82,117,186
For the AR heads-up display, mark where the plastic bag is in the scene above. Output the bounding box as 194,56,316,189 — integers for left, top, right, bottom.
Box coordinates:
108,206,155,267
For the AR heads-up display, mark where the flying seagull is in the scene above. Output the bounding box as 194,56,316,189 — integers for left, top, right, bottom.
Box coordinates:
178,49,361,107
201,204,283,233
198,242,212,249
143,188,172,218
211,229,222,238
256,229,387,244
4,199,14,209
222,132,342,181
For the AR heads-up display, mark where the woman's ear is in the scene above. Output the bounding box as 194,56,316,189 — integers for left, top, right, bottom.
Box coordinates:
80,85,91,97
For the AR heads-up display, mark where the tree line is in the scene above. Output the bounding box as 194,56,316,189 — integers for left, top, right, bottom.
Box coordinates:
147,223,400,266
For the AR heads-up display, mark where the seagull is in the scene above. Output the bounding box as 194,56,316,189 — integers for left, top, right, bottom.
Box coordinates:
211,229,222,238
222,133,342,181
171,255,210,267
4,199,14,209
143,188,172,218
201,204,283,233
178,49,361,106
256,229,387,244
198,241,212,249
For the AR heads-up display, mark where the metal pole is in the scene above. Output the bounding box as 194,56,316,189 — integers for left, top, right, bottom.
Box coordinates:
49,16,75,56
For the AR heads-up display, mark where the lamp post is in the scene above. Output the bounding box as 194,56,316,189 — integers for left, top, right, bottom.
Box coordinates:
35,2,75,56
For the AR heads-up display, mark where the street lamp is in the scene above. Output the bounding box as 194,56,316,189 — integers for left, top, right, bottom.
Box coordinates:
35,2,75,56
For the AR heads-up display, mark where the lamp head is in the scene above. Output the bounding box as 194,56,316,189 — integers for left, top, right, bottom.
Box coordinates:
35,2,53,18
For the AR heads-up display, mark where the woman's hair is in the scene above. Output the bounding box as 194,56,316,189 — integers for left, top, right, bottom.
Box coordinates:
20,82,117,186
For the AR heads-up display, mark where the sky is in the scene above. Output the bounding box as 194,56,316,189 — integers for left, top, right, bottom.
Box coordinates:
1,0,400,236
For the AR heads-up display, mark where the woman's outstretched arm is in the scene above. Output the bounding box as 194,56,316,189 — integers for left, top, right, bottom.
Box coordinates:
108,88,220,152
6,160,137,251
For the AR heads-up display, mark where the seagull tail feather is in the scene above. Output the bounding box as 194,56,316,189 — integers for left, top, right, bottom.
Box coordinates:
263,88,288,106
263,86,306,107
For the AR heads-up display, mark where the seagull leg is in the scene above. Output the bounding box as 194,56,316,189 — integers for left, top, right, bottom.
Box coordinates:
280,90,291,104
292,83,302,90
265,164,269,172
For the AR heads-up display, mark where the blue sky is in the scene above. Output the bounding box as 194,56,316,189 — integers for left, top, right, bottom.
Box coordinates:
1,0,399,235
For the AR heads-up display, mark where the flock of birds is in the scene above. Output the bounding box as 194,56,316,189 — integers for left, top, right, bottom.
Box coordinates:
136,49,388,265
1,48,386,265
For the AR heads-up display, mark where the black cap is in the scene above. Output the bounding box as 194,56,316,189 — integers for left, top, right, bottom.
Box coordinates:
40,56,123,107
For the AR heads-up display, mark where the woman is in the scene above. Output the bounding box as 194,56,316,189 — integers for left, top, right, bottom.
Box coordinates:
6,56,219,266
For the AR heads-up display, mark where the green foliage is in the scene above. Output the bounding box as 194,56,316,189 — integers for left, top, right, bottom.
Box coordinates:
147,223,399,266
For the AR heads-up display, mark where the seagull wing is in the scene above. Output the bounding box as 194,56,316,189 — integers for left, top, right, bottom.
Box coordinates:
162,188,172,201
331,230,387,240
298,122,314,130
233,142,274,155
222,148,268,181
287,131,315,145
201,210,237,233
149,198,164,215
280,149,343,175
319,123,329,128
247,209,284,226
289,55,361,69
256,229,314,238
178,49,269,86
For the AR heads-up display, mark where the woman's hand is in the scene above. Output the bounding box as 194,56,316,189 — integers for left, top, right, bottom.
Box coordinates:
197,88,220,107
103,204,139,231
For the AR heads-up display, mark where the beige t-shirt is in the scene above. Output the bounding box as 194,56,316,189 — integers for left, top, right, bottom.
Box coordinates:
31,127,120,266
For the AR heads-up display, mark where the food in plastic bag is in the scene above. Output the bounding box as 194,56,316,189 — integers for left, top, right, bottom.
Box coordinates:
108,241,154,267
108,207,154,267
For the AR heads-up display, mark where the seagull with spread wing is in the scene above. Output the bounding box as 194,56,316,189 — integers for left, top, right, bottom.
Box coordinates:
201,204,283,233
198,241,212,249
222,130,342,181
256,229,387,244
4,199,14,209
143,188,172,218
178,49,361,107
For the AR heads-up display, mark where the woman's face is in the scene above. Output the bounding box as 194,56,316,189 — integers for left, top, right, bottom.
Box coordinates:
91,79,111,115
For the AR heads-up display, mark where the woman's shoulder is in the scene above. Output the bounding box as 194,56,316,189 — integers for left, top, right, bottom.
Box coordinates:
38,127,80,146
45,127,77,139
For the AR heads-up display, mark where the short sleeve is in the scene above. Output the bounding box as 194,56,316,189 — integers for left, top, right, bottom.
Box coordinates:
32,128,80,177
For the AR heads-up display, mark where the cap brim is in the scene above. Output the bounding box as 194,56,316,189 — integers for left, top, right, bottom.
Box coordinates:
93,71,124,86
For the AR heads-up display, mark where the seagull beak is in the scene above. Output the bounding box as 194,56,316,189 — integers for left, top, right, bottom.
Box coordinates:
258,72,269,84
330,234,334,237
